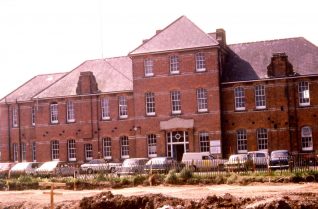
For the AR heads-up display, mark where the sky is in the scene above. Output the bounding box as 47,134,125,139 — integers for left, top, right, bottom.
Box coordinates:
0,0,317,99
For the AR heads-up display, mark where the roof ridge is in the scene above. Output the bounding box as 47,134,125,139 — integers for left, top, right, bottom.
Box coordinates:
35,72,67,77
228,37,305,46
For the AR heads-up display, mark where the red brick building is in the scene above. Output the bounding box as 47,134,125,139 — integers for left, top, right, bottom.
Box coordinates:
1,16,318,163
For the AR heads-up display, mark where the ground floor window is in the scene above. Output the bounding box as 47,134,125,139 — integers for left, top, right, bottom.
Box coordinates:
32,142,36,162
120,136,129,158
13,143,18,162
103,137,112,159
257,128,268,150
51,140,59,160
67,139,76,161
199,132,209,152
237,129,247,153
21,143,26,161
84,144,93,161
301,126,313,151
147,134,157,157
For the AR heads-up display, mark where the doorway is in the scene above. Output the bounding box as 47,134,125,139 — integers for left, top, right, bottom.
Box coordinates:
166,131,189,161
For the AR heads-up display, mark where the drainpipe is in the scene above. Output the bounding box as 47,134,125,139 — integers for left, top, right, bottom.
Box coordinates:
5,99,12,161
96,95,101,156
17,101,22,162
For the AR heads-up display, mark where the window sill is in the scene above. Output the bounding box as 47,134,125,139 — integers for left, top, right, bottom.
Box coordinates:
51,121,59,125
146,112,156,117
104,156,112,160
172,110,182,115
299,104,311,108
254,107,267,111
86,157,93,161
302,147,313,151
68,158,77,162
198,109,208,113
119,115,128,119
67,119,75,123
102,116,111,121
121,155,129,159
148,154,158,158
145,73,154,77
170,71,180,75
196,68,206,72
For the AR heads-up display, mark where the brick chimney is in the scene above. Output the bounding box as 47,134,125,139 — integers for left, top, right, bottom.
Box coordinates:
76,71,99,95
267,53,294,78
216,28,226,46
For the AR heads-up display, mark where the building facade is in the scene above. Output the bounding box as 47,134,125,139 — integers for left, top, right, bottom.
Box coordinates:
1,16,318,163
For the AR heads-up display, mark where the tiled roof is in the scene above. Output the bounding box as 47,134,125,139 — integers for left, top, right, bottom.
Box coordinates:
222,37,318,82
129,16,219,55
34,56,132,99
0,73,66,103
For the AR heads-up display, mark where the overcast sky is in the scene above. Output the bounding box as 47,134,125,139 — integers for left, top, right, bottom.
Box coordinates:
0,0,317,99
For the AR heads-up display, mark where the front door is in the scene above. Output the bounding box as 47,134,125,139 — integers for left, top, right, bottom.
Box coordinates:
166,131,189,161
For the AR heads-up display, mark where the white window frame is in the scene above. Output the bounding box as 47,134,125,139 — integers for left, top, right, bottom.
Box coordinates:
101,98,110,120
144,59,154,77
237,129,247,153
12,107,18,127
31,106,36,126
84,144,93,161
196,52,206,72
67,101,75,123
67,139,76,161
199,132,210,152
171,91,181,114
170,55,179,74
50,103,58,124
119,96,128,119
21,143,26,161
197,88,208,112
103,137,112,160
120,136,129,159
257,128,268,151
51,140,59,160
234,87,245,111
298,81,310,106
255,85,266,109
32,142,36,162
301,126,313,151
147,134,157,157
13,143,18,162
145,92,155,116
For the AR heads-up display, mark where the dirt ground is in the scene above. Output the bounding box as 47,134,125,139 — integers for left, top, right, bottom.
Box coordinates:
0,182,318,208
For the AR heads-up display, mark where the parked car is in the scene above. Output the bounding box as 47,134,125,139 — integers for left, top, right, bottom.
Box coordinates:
116,158,148,176
247,151,269,168
268,150,291,170
10,162,42,176
0,162,16,178
144,157,182,174
224,154,252,172
182,152,227,171
80,159,122,174
35,161,79,177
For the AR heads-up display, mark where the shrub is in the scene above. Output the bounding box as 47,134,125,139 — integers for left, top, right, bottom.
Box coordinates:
164,169,178,184
94,173,107,182
226,173,238,184
132,175,146,186
179,167,193,181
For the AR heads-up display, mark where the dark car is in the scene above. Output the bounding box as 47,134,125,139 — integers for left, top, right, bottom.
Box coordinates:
268,150,291,170
144,157,182,174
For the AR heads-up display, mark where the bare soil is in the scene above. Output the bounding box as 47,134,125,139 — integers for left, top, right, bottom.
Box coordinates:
0,183,318,208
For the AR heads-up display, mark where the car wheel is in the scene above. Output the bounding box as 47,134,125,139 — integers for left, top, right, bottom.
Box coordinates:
87,168,93,174
110,167,115,173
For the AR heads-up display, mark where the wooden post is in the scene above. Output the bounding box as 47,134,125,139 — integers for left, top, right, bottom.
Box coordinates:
39,182,66,209
50,184,54,209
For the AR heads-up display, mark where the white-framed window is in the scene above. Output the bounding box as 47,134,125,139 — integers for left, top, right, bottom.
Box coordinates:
171,90,181,114
119,96,128,119
147,134,157,157
12,107,18,127
120,136,129,159
50,103,58,124
101,98,110,120
67,101,75,123
84,144,93,161
255,85,266,109
67,139,76,161
257,128,268,150
234,87,245,111
103,137,112,160
13,143,18,162
32,142,36,162
51,140,59,160
21,143,26,161
298,81,310,106
31,106,36,126
170,55,179,74
199,132,210,152
144,59,154,77
145,92,155,116
301,126,313,151
237,129,247,153
196,52,206,72
197,88,208,112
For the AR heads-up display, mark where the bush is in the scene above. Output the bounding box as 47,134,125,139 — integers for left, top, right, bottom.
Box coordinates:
179,167,193,181
94,173,108,182
164,169,178,184
132,175,146,186
226,173,238,184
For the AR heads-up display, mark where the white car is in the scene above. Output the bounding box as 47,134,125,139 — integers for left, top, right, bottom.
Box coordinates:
10,162,41,176
80,159,121,174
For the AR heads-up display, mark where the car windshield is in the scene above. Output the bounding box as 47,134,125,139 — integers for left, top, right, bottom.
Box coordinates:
0,163,10,170
146,157,166,165
272,152,288,158
122,159,146,166
37,161,59,171
11,162,30,171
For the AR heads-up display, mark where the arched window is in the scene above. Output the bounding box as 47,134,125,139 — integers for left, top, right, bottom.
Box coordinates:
301,126,313,151
237,129,247,153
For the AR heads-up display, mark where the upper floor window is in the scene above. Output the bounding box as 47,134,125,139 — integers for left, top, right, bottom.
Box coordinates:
32,142,36,162
196,52,206,72
120,136,129,159
199,132,210,152
67,139,76,161
101,98,110,120
144,59,154,77
147,134,157,157
84,143,93,161
12,107,18,127
67,101,75,123
255,85,266,109
301,126,313,151
197,88,208,112
257,128,268,150
103,137,112,159
170,55,179,74
51,140,59,160
119,96,128,119
171,90,181,114
13,143,18,162
50,103,58,124
234,87,245,111
31,106,36,126
298,81,310,106
237,129,247,153
21,142,26,161
145,92,155,116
